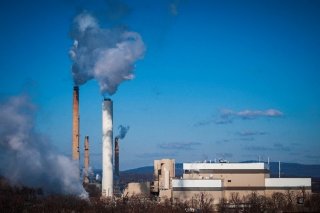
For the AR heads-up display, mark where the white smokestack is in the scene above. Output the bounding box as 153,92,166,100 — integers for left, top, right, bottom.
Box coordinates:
102,98,113,197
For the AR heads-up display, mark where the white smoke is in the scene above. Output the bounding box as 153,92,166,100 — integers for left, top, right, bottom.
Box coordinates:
0,95,87,198
117,125,129,139
69,12,146,95
82,166,93,182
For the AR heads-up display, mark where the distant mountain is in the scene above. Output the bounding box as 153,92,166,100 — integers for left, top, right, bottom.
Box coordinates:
121,166,154,174
121,162,320,178
268,162,320,178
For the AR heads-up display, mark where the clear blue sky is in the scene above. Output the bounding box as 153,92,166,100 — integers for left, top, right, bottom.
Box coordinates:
1,0,319,170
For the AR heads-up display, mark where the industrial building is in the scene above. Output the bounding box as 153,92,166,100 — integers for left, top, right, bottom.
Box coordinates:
151,159,175,199
148,159,311,204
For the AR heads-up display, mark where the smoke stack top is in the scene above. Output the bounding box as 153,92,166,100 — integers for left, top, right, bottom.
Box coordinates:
117,125,130,139
69,12,146,95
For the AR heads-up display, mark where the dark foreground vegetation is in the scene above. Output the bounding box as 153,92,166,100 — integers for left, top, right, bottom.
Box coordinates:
1,177,320,212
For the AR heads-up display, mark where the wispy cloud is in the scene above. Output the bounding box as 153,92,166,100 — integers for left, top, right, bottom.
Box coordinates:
244,143,291,152
233,109,283,119
215,118,233,125
194,118,215,127
195,108,284,127
238,137,255,142
244,145,271,151
159,142,201,150
215,139,231,144
236,131,267,137
273,143,291,152
216,109,283,124
235,131,266,142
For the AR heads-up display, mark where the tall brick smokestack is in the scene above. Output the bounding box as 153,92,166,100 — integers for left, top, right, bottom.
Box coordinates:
115,137,119,178
84,136,89,183
72,86,80,161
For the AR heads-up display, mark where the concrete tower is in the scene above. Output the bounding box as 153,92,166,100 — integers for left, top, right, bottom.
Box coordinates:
102,98,113,197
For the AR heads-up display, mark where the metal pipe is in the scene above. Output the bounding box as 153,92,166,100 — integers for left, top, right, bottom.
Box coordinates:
102,98,113,197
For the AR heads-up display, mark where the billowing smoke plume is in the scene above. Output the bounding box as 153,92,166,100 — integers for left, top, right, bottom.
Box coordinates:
69,12,145,95
0,95,87,197
117,125,129,139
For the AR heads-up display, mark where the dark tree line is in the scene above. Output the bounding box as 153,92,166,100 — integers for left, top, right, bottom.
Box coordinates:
1,177,320,212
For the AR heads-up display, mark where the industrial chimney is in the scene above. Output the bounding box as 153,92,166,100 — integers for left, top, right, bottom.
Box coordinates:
102,98,113,197
114,137,119,178
72,86,80,161
84,136,90,183
114,137,121,196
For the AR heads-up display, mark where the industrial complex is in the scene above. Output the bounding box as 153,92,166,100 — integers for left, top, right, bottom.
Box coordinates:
150,159,311,204
71,86,312,205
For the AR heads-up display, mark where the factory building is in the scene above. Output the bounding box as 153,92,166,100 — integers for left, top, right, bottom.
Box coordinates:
124,182,151,197
149,159,311,204
151,159,175,200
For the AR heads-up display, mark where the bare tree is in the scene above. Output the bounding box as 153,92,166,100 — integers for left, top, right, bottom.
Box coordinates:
230,192,242,211
270,192,286,211
309,193,320,212
284,190,296,211
217,197,228,212
244,192,268,213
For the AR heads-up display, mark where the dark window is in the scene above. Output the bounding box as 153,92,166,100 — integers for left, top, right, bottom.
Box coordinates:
228,180,231,182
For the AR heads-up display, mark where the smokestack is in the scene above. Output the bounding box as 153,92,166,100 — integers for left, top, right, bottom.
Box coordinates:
115,137,119,178
102,98,113,197
84,136,89,170
72,86,80,161
84,136,89,183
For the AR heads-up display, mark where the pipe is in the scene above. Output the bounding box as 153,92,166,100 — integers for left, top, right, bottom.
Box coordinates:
72,86,80,161
102,98,113,197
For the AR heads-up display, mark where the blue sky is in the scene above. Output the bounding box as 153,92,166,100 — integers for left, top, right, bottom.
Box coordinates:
1,0,319,170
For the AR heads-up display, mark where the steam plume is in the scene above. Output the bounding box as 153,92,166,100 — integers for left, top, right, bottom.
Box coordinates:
69,12,145,95
0,95,87,197
117,125,129,139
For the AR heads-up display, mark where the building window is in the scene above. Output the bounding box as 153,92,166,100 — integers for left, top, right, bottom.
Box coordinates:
228,180,231,182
